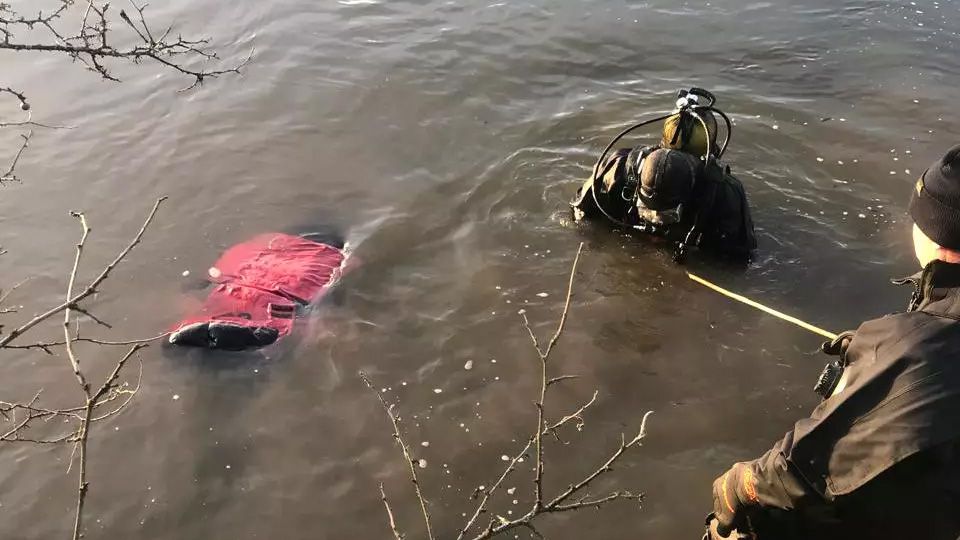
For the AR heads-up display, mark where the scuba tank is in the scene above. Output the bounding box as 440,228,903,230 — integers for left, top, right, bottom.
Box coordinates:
588,87,734,262
663,88,722,157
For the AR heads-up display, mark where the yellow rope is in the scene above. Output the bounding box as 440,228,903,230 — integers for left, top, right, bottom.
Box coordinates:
687,272,838,341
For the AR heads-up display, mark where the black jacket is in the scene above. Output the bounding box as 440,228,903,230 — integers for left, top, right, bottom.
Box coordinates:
571,147,756,259
737,260,960,539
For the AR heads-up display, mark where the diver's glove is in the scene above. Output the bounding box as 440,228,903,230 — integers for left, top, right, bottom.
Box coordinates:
712,463,760,538
820,330,855,359
705,514,757,540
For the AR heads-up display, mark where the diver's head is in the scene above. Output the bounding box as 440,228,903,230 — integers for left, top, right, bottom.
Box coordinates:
661,109,718,158
910,144,960,266
635,148,699,226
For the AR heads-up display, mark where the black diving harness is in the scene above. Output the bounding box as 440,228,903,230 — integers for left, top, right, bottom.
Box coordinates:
588,88,734,262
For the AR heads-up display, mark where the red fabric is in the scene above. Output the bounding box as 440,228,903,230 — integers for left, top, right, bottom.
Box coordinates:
173,233,345,337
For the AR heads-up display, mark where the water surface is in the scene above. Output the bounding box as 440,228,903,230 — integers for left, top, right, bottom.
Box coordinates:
1,0,956,538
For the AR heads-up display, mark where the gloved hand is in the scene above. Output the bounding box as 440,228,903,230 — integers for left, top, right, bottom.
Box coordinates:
820,330,855,359
712,463,760,538
706,516,757,540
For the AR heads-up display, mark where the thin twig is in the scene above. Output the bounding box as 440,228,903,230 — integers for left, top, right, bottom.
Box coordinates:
544,411,653,510
71,305,113,329
546,375,580,387
4,332,171,352
0,87,29,105
1,131,31,183
0,277,32,306
542,242,583,360
546,391,598,435
380,482,405,540
361,373,435,540
0,110,74,129
90,353,143,422
91,345,143,406
64,211,92,396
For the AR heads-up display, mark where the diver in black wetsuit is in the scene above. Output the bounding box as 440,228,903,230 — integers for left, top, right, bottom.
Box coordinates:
571,87,756,262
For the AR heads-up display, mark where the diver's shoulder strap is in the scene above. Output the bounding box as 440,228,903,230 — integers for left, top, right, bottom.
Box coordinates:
622,145,657,201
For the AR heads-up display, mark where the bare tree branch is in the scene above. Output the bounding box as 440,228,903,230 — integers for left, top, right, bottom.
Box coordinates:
70,305,113,330
71,344,144,540
0,87,29,107
4,332,171,353
546,375,580,387
0,194,164,536
0,7,247,539
471,412,652,540
525,242,584,512
64,211,93,394
1,130,31,184
361,372,435,540
0,196,167,347
374,242,655,539
0,2,250,186
545,390,598,437
0,1,251,89
0,111,73,129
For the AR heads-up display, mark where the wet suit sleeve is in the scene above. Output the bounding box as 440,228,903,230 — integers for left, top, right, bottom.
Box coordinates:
571,176,600,218
571,149,630,220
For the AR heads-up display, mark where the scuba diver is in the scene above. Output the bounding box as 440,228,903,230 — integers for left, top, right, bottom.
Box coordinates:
706,145,960,540
571,88,757,262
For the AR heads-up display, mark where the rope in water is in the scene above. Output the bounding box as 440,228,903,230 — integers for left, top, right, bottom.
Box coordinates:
687,272,838,341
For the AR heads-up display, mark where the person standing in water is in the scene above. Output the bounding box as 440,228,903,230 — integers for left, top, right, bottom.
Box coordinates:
571,88,756,262
708,145,960,540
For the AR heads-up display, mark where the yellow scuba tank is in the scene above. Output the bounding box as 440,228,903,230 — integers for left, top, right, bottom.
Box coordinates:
661,111,717,157
661,89,720,157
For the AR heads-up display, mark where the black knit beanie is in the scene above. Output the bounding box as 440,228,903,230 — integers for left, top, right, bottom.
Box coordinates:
909,144,960,251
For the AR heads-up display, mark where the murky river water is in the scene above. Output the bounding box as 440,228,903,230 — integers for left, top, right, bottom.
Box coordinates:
1,0,958,538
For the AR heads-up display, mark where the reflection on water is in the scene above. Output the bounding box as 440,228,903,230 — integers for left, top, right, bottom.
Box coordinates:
1,0,958,538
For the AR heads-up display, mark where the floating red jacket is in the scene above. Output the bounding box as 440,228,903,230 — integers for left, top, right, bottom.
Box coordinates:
169,233,346,350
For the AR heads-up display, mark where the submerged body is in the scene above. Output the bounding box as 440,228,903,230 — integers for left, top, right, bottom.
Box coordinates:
169,233,346,350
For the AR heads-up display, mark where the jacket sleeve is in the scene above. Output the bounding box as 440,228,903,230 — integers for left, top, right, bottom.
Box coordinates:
737,430,825,512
